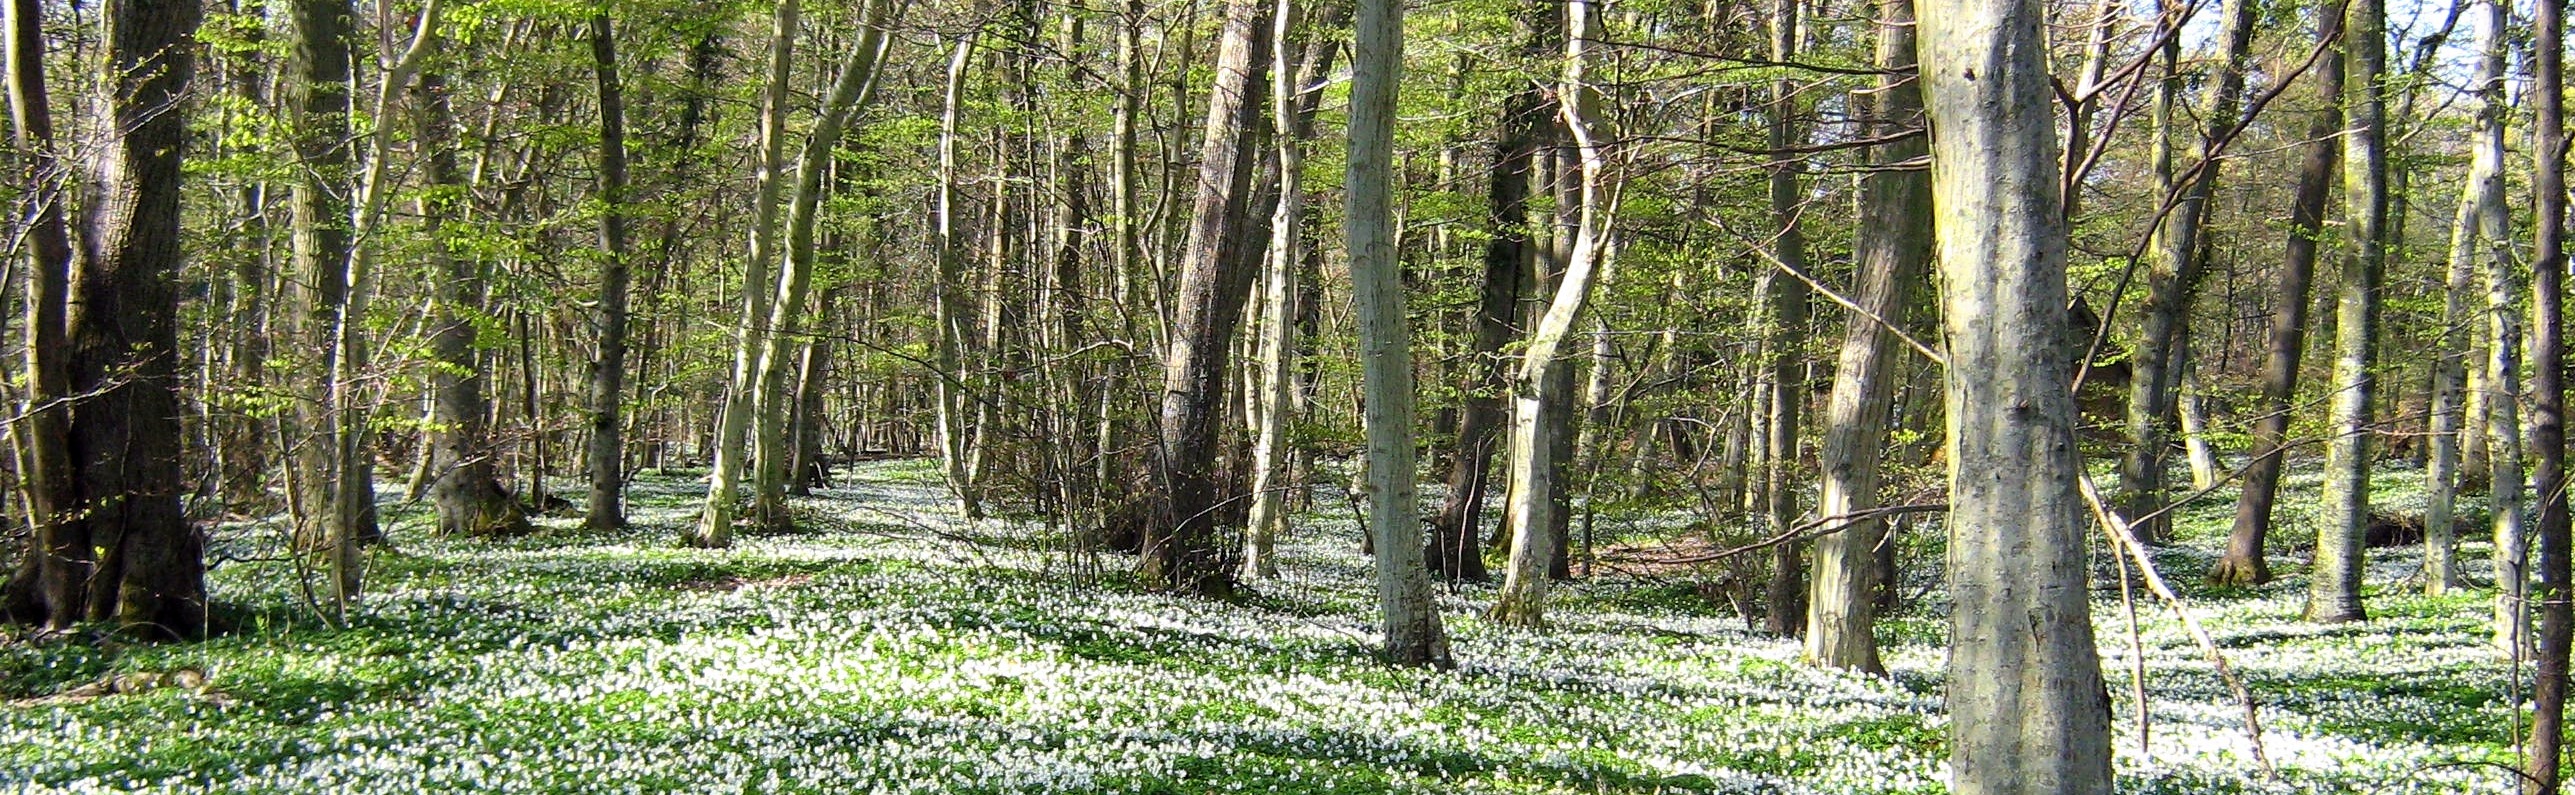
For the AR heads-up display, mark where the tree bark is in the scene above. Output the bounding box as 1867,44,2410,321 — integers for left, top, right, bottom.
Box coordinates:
1348,0,1451,666
2308,0,2388,624
2477,0,2530,656
584,6,633,531
416,70,530,539
1919,1,2113,791
2119,0,2258,544
1491,0,1608,628
2212,7,2343,587
1803,0,1927,674
1759,0,1812,638
47,0,209,638
692,0,801,548
1,0,83,629
745,0,893,531
1142,0,1272,598
2527,0,2571,788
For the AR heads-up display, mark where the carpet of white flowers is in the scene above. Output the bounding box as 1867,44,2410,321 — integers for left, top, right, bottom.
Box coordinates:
0,460,2523,793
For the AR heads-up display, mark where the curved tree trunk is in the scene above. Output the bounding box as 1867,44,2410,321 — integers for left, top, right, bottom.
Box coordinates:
1804,0,1927,674
2211,8,2343,587
1142,0,1272,598
1491,0,1608,628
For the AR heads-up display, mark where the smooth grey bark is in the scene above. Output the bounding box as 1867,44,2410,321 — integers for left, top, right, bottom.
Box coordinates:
1347,0,1450,666
1919,2,2114,792
2476,0,2529,655
692,0,801,547
1492,0,1608,628
745,0,895,531
2527,0,2572,786
2309,0,2389,624
2213,7,2342,587
932,35,982,521
1804,0,1926,675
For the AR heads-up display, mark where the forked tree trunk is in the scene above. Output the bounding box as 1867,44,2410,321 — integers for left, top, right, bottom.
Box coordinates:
693,0,801,548
1919,3,2113,792
10,0,210,638
745,3,893,531
1142,0,1272,597
1804,0,1927,674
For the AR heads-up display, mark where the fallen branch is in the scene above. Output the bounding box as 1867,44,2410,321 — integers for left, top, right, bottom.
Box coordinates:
1659,502,1947,565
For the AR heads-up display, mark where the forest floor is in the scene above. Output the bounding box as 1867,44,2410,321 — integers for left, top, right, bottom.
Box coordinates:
0,459,2522,794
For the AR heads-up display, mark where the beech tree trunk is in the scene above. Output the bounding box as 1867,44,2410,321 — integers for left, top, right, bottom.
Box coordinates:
693,0,801,548
1919,2,2113,791
1803,0,1927,674
7,0,211,638
1491,0,1608,628
1348,0,1450,666
1758,0,1811,638
2309,0,2388,624
2527,0,2571,788
584,7,633,531
417,70,530,538
2,0,82,630
2212,8,2343,587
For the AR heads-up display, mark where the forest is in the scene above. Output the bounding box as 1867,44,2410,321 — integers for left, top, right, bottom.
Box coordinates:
0,0,2556,791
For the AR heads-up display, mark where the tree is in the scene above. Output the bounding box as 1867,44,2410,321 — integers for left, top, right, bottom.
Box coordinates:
1757,0,1812,638
2116,0,2259,544
1143,0,1272,597
1347,0,1450,666
1805,0,1929,674
1492,0,1610,629
2424,0,2511,597
416,68,531,539
2212,7,2343,587
584,5,634,531
2,0,210,638
2527,0,2572,788
1918,0,2113,791
1,0,82,630
2308,0,2388,624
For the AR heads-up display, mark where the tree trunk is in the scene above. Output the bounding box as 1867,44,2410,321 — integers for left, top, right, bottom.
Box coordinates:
2424,17,2504,596
2527,0,2571,787
1919,2,2113,791
745,3,892,531
2119,0,2257,544
2477,0,2530,656
1759,0,1811,638
933,35,984,521
1243,0,1342,579
1,0,83,630
1491,0,1608,628
692,0,801,548
1142,0,1272,598
2211,7,2343,587
417,70,530,538
44,0,208,638
1803,0,1927,674
1348,0,1451,666
279,0,362,591
2308,0,2388,624
584,7,633,531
